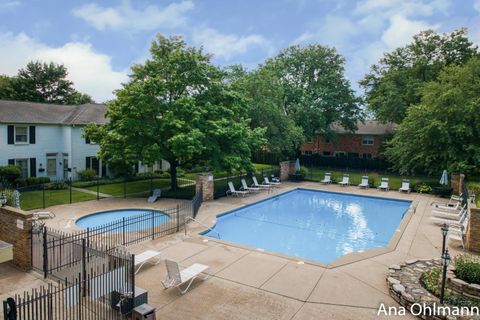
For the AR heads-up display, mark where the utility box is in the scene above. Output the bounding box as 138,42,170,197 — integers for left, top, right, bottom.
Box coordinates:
132,304,156,320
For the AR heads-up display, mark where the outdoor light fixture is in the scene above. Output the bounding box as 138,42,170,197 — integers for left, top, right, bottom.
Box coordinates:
441,223,449,254
440,249,451,304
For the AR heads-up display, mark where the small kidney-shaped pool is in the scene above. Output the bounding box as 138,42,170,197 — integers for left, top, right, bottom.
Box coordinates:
76,209,171,231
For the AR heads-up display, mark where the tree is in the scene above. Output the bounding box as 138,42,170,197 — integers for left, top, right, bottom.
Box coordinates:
384,57,480,175
1,61,94,104
85,35,265,190
265,44,362,141
360,29,478,123
0,75,15,100
230,66,304,158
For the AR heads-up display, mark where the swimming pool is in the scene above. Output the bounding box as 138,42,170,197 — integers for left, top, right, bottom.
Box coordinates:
76,209,171,230
203,189,411,264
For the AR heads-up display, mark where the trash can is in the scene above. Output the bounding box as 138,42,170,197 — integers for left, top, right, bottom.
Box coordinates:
132,303,156,320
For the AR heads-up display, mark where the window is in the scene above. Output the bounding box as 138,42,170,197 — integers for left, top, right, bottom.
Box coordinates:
323,137,331,144
362,135,374,145
15,159,29,179
303,150,313,155
348,153,359,158
362,153,372,159
15,126,28,143
334,151,346,158
47,158,56,176
322,151,332,156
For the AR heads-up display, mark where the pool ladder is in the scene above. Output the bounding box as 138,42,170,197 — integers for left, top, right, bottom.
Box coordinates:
184,216,221,239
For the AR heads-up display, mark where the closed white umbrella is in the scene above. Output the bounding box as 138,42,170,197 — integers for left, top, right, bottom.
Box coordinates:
294,158,301,172
440,170,448,185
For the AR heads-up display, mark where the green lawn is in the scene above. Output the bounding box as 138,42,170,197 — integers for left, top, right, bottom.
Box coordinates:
85,178,172,197
303,167,438,191
467,181,480,207
19,189,98,211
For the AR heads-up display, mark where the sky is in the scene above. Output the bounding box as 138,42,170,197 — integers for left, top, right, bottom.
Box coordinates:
0,0,479,102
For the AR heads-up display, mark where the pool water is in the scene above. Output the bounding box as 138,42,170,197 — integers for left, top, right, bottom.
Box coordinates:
203,189,411,264
76,209,170,230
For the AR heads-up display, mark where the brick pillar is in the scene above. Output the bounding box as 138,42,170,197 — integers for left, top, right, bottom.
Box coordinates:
279,161,295,181
466,207,480,253
451,173,461,196
196,173,214,202
0,206,33,271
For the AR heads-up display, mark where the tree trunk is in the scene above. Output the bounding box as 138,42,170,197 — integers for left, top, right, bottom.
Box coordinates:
170,160,178,191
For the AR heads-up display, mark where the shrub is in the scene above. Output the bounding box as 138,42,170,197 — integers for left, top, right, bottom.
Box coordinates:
1,189,16,207
455,254,480,284
78,169,97,181
416,184,433,194
0,165,21,183
421,267,441,295
298,166,309,176
46,181,68,190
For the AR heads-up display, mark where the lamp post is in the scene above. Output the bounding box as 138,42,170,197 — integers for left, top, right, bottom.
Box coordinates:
441,223,449,254
440,249,451,304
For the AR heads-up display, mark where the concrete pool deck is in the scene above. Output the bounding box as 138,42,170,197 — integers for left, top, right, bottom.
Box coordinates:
0,181,466,319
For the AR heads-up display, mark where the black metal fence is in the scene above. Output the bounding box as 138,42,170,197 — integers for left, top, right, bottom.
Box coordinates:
299,154,389,171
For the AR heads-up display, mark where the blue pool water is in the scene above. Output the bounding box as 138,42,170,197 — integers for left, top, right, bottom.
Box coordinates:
76,209,170,230
203,189,411,264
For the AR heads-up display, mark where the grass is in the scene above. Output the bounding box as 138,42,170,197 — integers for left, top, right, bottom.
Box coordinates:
303,167,438,191
19,189,98,211
467,181,480,207
85,178,172,197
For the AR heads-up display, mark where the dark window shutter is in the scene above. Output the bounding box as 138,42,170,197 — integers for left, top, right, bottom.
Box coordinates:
134,163,139,173
85,137,90,144
8,159,15,165
86,157,91,169
7,125,14,144
29,126,36,144
30,158,36,177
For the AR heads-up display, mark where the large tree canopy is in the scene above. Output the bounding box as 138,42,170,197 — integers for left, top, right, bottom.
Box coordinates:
360,29,478,123
0,61,93,104
230,66,304,158
265,44,362,141
85,35,265,190
384,57,480,175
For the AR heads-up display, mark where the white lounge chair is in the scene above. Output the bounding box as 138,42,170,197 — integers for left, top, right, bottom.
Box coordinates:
264,177,280,186
432,204,467,218
252,176,272,189
320,173,331,184
338,174,350,187
241,179,260,193
162,260,210,294
134,250,162,274
398,179,410,193
147,189,161,203
434,202,462,211
358,176,369,189
378,178,389,191
448,217,469,248
431,210,468,227
33,211,55,219
227,181,249,197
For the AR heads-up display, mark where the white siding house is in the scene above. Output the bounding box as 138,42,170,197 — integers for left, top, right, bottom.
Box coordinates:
0,100,168,180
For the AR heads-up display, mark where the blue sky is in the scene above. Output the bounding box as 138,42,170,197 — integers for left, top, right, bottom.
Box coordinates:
0,0,479,102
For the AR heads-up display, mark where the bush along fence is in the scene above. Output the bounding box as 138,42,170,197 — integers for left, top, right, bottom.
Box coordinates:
212,166,279,199
3,188,203,319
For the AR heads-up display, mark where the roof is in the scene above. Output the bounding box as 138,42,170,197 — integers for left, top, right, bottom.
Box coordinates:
332,120,396,135
0,100,107,125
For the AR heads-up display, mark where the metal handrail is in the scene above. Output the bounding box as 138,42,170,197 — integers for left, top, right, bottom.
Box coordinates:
184,216,220,238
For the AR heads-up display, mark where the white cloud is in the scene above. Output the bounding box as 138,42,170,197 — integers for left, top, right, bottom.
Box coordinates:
381,14,438,49
192,28,269,60
0,32,128,102
0,0,20,10
73,0,194,32
474,0,480,12
355,0,450,18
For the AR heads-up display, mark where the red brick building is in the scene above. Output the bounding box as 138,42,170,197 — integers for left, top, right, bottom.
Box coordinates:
300,120,395,159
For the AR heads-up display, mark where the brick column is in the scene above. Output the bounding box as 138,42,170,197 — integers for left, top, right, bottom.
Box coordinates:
0,206,33,271
466,206,480,253
196,173,214,202
451,172,461,195
279,161,296,181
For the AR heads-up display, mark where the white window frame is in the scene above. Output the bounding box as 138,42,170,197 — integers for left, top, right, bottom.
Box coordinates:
14,126,29,144
362,135,374,146
15,158,29,179
334,151,347,157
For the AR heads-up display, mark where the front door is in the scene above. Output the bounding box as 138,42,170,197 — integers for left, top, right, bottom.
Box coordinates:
63,158,69,180
16,159,28,179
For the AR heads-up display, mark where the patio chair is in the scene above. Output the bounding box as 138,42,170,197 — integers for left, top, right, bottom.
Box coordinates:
377,178,389,191
33,211,55,219
338,174,350,187
162,260,210,294
226,181,249,197
398,180,410,193
134,250,162,274
431,194,463,208
320,173,331,184
358,176,369,189
241,179,260,193
434,201,462,211
147,189,161,203
252,176,272,189
432,204,467,219
264,177,281,186
431,209,468,227
270,174,280,183
448,218,469,248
